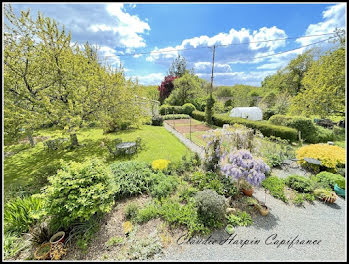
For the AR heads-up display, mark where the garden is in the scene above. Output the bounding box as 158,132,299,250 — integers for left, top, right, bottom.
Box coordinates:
3,4,346,262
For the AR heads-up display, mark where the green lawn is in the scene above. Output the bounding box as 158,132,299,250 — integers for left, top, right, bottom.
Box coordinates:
4,125,191,192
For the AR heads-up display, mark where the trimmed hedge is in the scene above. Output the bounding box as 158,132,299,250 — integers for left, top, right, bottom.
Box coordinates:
190,111,297,141
160,104,196,116
191,110,206,122
269,114,334,143
162,114,190,120
159,105,184,115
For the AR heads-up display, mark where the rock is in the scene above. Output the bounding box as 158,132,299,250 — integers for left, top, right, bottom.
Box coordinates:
327,141,334,145
226,208,236,215
223,124,230,129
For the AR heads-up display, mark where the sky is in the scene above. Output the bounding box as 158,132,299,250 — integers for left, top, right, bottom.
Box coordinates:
6,2,346,87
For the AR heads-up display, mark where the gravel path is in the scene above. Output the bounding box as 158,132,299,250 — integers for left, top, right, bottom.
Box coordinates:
161,187,346,261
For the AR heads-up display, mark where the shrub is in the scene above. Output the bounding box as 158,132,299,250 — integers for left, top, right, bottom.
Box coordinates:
313,171,345,190
159,105,183,115
151,159,170,171
205,95,215,125
110,161,154,198
284,175,314,193
263,109,276,120
220,150,270,187
314,125,335,143
43,159,115,228
124,203,140,221
296,144,346,171
261,176,288,202
178,185,199,202
190,111,297,141
149,172,179,199
191,171,225,195
226,211,253,227
135,203,160,223
162,114,190,120
151,115,163,126
4,194,44,234
182,103,196,115
194,189,226,227
191,110,206,122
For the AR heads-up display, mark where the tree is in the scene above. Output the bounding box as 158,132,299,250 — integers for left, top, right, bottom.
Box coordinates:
158,75,178,104
290,47,345,118
168,55,187,77
261,49,316,96
4,5,139,147
205,94,215,125
166,72,204,106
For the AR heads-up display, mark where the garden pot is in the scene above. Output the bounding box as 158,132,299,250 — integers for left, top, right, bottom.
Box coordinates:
225,224,235,235
322,195,337,203
50,231,65,245
242,188,253,197
334,184,345,198
257,205,269,216
34,243,51,260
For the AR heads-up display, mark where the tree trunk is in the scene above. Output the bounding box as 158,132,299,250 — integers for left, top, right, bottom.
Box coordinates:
70,133,79,148
27,132,35,147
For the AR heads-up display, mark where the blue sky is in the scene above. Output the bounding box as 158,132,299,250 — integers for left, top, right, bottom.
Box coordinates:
8,3,346,86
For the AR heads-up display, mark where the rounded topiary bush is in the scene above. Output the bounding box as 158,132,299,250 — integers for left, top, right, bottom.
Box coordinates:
194,189,226,227
284,175,314,193
313,171,345,190
43,159,116,228
182,103,196,115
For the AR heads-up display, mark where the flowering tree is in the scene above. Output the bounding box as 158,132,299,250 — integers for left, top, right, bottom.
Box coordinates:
220,150,270,188
158,75,178,104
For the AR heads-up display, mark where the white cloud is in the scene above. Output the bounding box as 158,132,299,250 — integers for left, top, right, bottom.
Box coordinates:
296,3,346,46
197,71,275,86
98,45,120,66
194,62,232,73
102,3,150,48
146,26,287,66
129,73,165,85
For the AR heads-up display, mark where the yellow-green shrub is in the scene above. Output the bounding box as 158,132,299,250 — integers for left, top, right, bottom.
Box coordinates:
296,144,346,170
152,159,170,171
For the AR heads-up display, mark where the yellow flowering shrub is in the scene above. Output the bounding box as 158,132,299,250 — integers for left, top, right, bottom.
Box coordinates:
152,159,170,171
296,144,346,169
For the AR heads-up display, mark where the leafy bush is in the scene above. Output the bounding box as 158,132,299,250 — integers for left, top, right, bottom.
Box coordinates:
226,211,253,227
178,184,199,202
293,193,305,206
4,194,44,234
135,203,160,223
314,125,335,143
151,115,163,126
263,109,276,120
191,110,206,122
313,171,345,190
191,171,225,195
149,172,179,199
43,159,116,228
194,189,226,227
284,175,314,193
135,198,209,235
124,203,140,221
110,161,154,198
162,114,190,120
190,111,298,141
261,176,288,202
151,159,170,171
269,114,335,143
182,103,196,115
159,105,183,115
296,144,346,171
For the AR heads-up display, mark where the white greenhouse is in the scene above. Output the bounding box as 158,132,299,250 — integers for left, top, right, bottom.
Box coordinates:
229,107,263,121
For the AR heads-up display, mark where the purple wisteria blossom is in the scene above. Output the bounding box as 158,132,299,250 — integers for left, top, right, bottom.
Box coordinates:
220,149,270,187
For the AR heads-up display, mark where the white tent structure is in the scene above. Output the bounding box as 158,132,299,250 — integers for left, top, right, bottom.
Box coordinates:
229,107,263,121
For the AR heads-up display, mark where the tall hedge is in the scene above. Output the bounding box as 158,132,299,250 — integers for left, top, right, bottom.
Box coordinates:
190,111,297,141
269,114,334,143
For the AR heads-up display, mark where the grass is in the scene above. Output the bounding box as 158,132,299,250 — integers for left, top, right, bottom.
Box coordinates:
4,125,191,193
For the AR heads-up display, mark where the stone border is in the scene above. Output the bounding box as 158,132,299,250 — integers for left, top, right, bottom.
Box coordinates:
164,122,206,159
